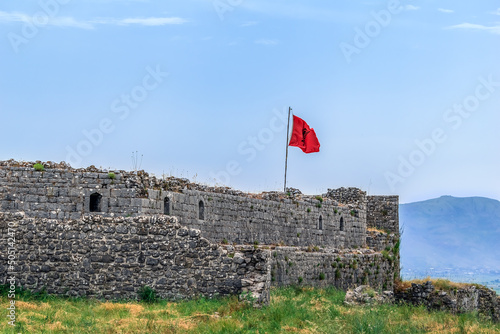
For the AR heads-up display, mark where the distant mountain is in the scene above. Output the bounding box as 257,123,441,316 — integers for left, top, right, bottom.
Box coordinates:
400,196,500,271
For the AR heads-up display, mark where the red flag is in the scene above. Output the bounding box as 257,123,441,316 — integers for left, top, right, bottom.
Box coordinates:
288,115,320,153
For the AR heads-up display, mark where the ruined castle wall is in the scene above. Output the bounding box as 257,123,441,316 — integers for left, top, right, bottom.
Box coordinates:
0,166,143,220
0,165,368,249
0,164,398,250
143,189,367,249
0,212,271,304
366,231,399,252
395,281,500,322
271,247,396,292
366,196,399,234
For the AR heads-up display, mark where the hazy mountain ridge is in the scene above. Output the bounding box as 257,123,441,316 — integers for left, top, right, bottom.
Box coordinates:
400,196,500,271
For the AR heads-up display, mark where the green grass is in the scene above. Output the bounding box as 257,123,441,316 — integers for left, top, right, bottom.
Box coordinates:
1,286,499,333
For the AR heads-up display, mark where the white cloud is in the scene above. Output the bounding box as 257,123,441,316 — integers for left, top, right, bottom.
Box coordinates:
254,39,278,45
0,11,187,29
0,11,30,23
51,17,94,29
404,5,420,11
491,8,500,16
446,22,500,35
438,8,454,14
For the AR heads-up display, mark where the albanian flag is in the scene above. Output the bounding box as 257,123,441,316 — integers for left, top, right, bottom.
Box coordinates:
288,115,320,153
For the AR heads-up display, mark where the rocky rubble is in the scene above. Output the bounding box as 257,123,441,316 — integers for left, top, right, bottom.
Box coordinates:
395,281,500,322
344,285,394,306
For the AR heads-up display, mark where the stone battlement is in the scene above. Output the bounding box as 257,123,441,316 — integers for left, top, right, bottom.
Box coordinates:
0,159,400,304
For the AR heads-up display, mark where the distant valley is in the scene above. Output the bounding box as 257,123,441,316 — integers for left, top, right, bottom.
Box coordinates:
399,196,500,292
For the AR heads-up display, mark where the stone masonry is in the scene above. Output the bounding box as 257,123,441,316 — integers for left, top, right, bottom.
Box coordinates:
0,160,401,304
395,281,500,322
0,212,271,304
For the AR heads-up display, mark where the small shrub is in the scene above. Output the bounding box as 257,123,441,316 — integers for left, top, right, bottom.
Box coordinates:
335,269,341,279
350,210,356,216
319,272,325,280
250,205,254,210
33,163,45,171
381,209,388,216
288,262,293,267
222,238,228,245
316,203,322,208
253,241,259,245
307,208,311,213
313,246,320,252
297,233,301,237
138,285,157,303
331,262,337,268
392,239,401,256
108,172,116,179
315,196,323,203
334,209,338,214
298,276,303,284
228,252,235,258
273,251,277,258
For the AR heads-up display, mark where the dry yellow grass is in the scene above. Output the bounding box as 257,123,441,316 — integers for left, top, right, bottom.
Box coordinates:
15,301,49,311
97,302,144,316
46,321,66,331
367,227,389,234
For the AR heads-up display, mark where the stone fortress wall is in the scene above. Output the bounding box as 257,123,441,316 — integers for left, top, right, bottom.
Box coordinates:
0,212,271,304
0,160,400,304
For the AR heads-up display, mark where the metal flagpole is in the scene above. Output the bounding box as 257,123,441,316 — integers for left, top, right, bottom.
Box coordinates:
284,107,291,193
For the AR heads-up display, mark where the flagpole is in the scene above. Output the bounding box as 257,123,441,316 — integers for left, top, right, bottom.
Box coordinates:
284,107,291,193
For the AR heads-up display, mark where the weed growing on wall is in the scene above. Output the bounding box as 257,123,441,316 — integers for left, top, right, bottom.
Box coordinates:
33,163,44,171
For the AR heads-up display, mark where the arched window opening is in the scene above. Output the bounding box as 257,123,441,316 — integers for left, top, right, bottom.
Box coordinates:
164,197,170,215
319,215,323,230
198,200,205,220
89,193,102,212
340,217,344,231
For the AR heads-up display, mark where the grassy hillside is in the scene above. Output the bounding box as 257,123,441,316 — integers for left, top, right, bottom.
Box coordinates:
1,287,499,333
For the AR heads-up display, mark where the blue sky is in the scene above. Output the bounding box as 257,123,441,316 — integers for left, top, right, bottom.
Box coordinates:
0,0,499,203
